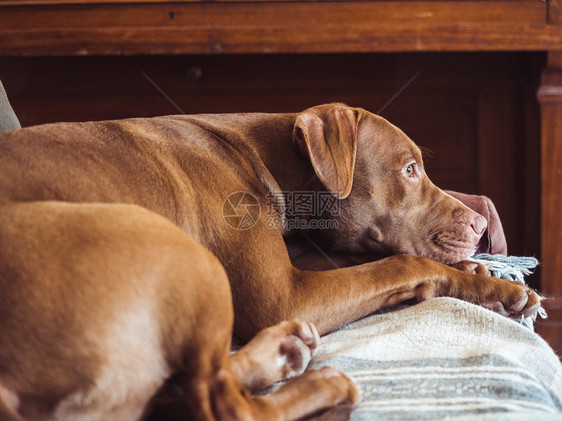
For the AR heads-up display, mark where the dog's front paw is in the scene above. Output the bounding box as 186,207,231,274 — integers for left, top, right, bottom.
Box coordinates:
482,281,541,319
461,274,542,319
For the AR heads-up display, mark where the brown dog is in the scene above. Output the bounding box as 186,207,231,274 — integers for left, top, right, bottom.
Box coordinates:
0,202,358,420
0,103,540,419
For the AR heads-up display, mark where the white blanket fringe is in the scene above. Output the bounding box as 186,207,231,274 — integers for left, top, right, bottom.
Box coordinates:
465,254,547,329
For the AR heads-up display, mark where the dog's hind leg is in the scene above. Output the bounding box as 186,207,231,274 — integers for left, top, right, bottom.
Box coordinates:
173,342,358,421
180,359,358,421
148,231,358,421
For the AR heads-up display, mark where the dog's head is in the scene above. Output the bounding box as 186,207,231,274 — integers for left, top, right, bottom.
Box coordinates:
292,103,487,264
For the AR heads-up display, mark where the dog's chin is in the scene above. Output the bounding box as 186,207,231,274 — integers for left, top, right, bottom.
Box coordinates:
337,230,477,265
422,247,473,265
425,232,478,264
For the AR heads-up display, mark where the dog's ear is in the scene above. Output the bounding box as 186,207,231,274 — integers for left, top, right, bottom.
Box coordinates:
293,105,359,199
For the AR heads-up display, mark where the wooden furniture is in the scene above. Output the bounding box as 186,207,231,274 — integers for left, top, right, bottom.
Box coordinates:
538,52,562,354
0,1,560,355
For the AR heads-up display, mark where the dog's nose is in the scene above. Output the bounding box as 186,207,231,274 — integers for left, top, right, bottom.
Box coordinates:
471,214,487,237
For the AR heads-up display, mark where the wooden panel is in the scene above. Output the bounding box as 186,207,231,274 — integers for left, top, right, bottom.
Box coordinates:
478,84,519,252
535,52,562,356
0,2,546,29
520,60,543,283
536,298,562,357
0,2,554,55
4,25,559,56
0,0,546,3
549,0,562,23
538,54,562,297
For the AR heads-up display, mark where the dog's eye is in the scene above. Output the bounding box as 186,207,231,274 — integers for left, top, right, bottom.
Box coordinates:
404,164,415,177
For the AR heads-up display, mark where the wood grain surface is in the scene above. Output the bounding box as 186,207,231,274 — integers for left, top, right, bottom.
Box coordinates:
0,1,557,55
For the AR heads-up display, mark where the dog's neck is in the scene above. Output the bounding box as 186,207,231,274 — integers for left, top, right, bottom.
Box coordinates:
172,113,321,236
242,113,318,195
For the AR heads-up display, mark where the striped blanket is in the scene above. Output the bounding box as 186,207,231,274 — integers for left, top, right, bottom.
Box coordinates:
311,297,562,420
